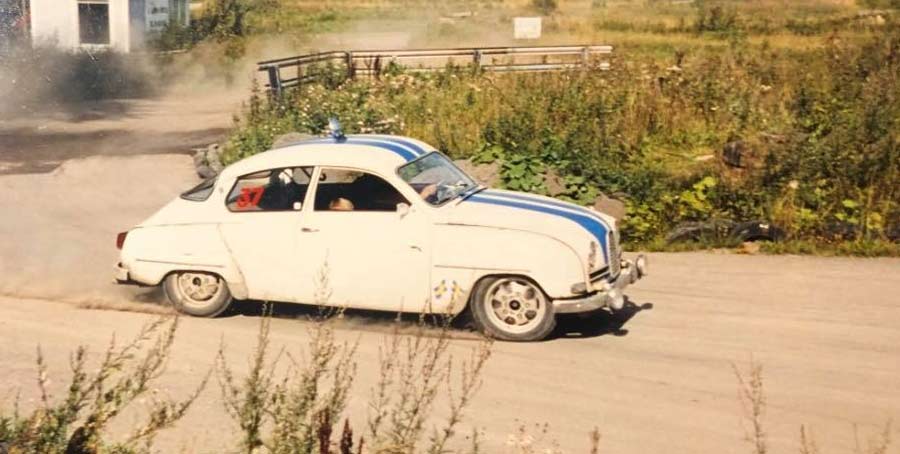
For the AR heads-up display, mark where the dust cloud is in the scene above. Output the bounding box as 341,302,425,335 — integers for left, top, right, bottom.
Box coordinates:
0,5,525,314
0,154,197,309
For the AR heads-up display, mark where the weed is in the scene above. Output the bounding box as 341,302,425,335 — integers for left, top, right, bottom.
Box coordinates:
224,21,899,254
733,359,767,454
214,306,492,453
0,317,206,454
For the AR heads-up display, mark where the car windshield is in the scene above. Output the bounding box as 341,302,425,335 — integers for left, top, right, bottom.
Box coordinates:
398,152,478,205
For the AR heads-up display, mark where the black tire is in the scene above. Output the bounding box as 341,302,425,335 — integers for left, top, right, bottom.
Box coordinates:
163,271,233,317
469,276,556,342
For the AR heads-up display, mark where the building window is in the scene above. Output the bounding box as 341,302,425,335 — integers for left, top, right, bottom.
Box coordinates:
78,1,110,45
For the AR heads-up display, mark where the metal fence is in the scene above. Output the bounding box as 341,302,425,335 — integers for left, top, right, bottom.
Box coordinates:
258,44,613,96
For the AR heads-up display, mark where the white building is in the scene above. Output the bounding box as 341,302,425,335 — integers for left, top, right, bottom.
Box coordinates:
25,0,189,52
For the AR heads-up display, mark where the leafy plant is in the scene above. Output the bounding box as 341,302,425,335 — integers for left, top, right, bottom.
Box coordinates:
222,21,900,254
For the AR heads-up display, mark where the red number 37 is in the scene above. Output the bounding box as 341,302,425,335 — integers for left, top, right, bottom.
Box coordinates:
236,187,264,209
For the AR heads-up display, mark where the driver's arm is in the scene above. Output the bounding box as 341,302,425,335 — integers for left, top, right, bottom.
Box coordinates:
419,183,438,200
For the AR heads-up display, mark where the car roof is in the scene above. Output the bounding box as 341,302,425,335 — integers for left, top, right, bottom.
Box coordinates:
222,134,437,179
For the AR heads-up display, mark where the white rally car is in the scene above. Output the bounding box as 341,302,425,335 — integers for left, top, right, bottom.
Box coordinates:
115,130,646,341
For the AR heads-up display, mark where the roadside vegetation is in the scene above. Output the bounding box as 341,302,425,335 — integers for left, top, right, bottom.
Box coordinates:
222,1,899,255
3,0,897,255
0,315,892,453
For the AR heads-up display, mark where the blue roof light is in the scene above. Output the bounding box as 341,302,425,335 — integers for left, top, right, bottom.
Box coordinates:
328,118,346,142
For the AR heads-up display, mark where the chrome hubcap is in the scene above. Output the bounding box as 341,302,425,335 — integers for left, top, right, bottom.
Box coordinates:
175,272,222,307
485,278,547,334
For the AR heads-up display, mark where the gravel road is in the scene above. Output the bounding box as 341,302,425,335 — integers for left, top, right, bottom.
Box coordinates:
2,252,898,453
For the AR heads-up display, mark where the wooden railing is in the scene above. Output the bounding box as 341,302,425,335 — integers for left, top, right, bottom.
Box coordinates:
258,44,613,96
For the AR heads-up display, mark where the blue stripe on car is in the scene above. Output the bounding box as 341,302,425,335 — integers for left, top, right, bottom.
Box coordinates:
484,190,613,231
368,136,430,157
467,193,609,263
301,137,417,161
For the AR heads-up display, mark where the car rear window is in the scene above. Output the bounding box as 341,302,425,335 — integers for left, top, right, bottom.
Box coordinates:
180,177,217,202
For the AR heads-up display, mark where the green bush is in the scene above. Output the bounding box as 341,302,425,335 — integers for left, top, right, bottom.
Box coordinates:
224,26,899,254
532,0,558,15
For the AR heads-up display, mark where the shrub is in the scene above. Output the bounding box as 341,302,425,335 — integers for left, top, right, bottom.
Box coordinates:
214,307,493,453
224,25,899,253
532,0,558,16
0,317,205,454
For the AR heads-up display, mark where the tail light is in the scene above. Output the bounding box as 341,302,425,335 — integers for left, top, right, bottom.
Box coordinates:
116,231,128,250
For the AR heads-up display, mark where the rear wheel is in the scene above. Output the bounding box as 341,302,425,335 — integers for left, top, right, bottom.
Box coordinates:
469,276,556,341
163,271,232,317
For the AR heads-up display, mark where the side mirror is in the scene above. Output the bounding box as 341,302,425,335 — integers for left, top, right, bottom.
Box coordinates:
293,202,303,211
397,203,410,218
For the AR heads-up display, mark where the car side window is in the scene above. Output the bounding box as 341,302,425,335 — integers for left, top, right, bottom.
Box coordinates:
181,176,217,202
313,168,409,212
226,167,313,212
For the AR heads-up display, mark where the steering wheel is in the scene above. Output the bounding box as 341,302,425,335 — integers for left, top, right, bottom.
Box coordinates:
434,183,453,203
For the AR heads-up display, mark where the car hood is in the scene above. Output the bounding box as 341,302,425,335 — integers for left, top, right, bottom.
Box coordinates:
446,188,617,267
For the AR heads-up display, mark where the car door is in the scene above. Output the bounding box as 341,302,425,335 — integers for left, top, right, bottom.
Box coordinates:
298,167,431,312
219,166,318,303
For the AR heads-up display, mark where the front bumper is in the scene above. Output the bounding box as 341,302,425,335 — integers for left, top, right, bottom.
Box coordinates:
553,255,647,314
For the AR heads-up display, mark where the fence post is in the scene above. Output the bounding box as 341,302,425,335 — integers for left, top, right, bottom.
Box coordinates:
581,46,590,69
473,49,482,72
345,51,355,80
266,66,283,98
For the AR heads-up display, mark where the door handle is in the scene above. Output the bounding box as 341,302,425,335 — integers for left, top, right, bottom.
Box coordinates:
301,227,319,233
409,244,422,252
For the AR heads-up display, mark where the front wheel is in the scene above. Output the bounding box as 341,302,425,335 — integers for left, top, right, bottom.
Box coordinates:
163,271,233,317
469,277,556,341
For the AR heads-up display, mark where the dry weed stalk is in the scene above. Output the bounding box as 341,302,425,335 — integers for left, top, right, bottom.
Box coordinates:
216,302,492,454
216,308,280,453
0,316,205,454
736,362,893,454
799,425,819,454
216,303,358,454
504,423,562,454
367,314,492,454
589,427,601,454
733,359,767,454
853,421,893,454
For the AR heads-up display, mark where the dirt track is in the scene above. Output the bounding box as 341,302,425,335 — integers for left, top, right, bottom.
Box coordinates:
2,252,900,453
2,78,899,453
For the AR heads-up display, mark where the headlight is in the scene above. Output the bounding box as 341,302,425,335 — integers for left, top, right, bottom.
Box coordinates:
608,231,621,276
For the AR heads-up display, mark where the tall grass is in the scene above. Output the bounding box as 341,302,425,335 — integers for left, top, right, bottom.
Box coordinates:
223,20,899,252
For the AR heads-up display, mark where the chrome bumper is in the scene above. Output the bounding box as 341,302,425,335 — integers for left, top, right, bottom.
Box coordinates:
114,262,136,285
553,255,647,314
